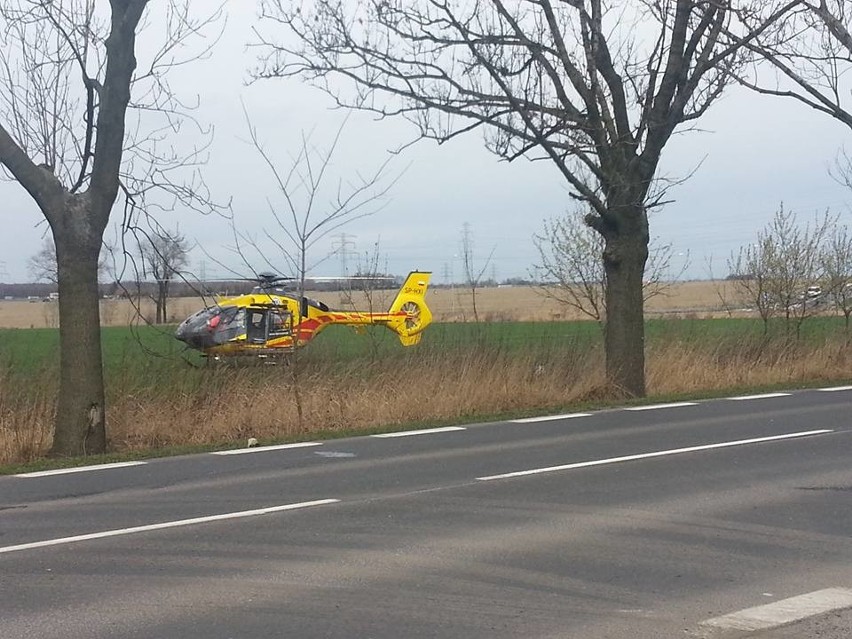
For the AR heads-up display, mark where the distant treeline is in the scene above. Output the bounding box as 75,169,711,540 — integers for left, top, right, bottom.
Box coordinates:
0,275,537,299
0,276,406,299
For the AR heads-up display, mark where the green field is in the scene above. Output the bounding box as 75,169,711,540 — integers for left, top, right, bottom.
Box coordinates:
0,315,846,382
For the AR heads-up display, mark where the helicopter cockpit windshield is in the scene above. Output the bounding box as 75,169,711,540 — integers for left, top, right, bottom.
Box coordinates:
175,305,244,350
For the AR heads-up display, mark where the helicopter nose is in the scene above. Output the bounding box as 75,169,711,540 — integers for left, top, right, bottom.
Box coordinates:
175,319,207,349
175,305,240,350
174,320,191,343
176,326,211,349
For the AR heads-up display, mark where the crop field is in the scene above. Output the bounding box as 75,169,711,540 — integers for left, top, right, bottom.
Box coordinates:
2,282,851,466
0,280,744,330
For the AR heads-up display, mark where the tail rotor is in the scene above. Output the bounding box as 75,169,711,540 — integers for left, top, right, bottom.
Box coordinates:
387,272,432,346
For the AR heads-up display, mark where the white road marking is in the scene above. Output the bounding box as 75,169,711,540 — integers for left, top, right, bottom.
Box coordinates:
476,429,832,481
700,588,852,632
371,426,466,438
14,461,148,478
211,442,322,455
625,402,698,411
0,499,340,555
817,385,852,392
728,392,791,401
511,413,592,423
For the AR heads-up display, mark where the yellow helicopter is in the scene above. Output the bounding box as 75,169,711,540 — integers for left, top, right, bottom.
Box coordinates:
175,271,432,358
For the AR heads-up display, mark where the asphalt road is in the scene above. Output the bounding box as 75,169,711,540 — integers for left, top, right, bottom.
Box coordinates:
1,387,851,638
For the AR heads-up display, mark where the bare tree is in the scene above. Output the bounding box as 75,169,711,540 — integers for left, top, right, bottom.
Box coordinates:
734,4,852,334
227,110,398,433
0,1,220,457
28,234,110,285
256,0,797,396
534,208,684,326
728,235,782,332
459,222,495,323
236,109,399,326
729,206,832,336
336,240,397,358
138,225,190,324
739,3,852,288
28,237,59,284
822,222,852,331
737,2,852,129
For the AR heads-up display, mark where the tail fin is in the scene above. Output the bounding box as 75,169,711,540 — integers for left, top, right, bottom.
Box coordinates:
387,271,432,346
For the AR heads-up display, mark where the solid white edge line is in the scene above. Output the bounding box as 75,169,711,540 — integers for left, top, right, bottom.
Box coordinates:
511,413,592,423
476,429,832,481
700,588,852,632
371,426,466,438
728,392,791,401
211,442,322,456
14,461,148,478
625,402,698,412
817,385,852,392
0,499,340,555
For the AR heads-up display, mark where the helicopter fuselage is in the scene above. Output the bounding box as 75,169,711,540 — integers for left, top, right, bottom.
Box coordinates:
174,271,433,357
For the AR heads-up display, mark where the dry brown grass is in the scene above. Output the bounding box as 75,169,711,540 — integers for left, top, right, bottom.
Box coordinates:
646,338,852,393
3,333,851,466
97,343,605,450
0,365,55,464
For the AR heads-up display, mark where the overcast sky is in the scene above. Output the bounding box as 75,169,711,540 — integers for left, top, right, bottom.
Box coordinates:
1,4,851,284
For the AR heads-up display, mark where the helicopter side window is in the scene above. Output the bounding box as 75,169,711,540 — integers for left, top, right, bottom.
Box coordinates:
268,309,292,338
301,297,329,315
246,310,268,344
214,306,244,343
215,306,239,326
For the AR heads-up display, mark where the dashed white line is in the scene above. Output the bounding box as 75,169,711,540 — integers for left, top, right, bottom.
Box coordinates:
0,499,340,555
511,413,592,423
817,385,852,392
14,461,148,478
728,392,791,401
211,442,322,455
625,402,698,411
476,429,832,481
700,588,852,632
371,426,466,438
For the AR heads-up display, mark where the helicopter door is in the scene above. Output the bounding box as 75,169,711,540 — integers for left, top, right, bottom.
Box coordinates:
246,309,268,344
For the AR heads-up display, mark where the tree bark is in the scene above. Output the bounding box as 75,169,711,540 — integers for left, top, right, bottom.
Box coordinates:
600,203,649,397
50,196,108,457
48,0,144,456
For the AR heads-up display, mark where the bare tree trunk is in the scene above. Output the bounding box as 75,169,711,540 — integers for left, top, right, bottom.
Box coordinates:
156,281,168,324
1,0,213,458
601,205,649,397
50,200,107,457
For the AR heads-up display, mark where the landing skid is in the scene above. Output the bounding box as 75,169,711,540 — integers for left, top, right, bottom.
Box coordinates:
204,348,295,366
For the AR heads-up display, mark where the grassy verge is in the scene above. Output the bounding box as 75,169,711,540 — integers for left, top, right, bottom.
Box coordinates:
1,317,851,470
